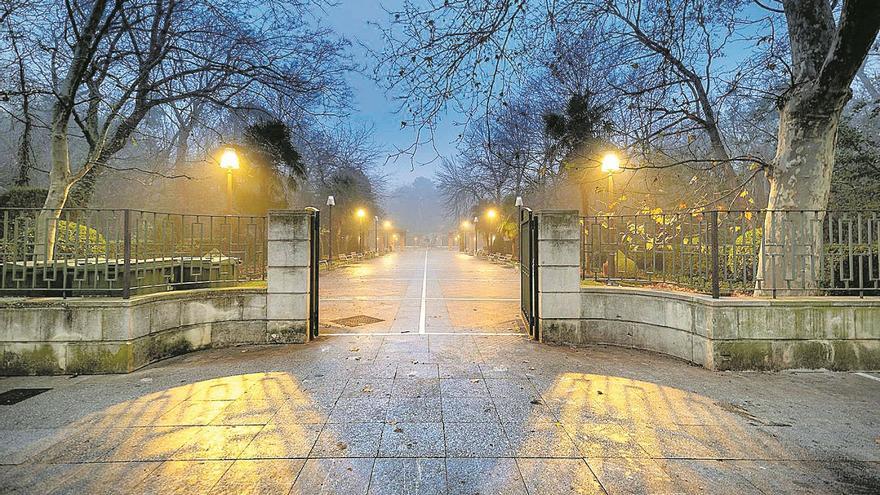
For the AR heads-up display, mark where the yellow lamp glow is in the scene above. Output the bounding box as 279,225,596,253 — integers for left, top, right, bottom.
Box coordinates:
461,220,471,229
383,220,392,229
356,208,366,218
600,152,621,173
486,208,498,220
219,147,240,170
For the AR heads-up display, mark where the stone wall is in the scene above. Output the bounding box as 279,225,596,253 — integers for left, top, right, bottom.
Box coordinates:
0,209,315,375
0,288,269,375
535,210,880,371
573,287,880,370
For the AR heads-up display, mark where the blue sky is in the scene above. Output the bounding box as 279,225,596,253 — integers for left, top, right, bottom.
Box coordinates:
322,1,459,188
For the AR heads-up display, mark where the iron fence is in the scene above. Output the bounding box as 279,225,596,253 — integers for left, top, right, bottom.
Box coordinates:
580,210,880,297
0,208,267,297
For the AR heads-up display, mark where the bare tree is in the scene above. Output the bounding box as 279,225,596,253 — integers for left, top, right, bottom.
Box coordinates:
377,0,880,294
20,0,349,258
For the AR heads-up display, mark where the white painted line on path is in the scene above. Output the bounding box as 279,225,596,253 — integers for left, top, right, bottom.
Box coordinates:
419,250,428,334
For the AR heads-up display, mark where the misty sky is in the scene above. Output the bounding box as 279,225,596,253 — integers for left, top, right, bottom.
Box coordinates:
322,1,459,189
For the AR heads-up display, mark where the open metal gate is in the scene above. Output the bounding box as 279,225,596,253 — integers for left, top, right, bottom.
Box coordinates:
519,208,538,340
308,208,320,339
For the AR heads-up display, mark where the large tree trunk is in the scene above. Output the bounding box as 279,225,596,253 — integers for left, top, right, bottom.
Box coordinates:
15,101,33,187
756,86,849,296
67,164,104,208
35,118,74,261
10,25,33,186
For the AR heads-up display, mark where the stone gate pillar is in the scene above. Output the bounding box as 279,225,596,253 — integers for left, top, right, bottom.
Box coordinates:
535,210,581,343
267,210,312,343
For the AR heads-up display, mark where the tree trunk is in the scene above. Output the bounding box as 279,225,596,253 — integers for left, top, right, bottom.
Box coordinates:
11,25,33,186
15,101,33,187
756,87,849,296
67,164,103,208
34,78,86,261
35,128,74,261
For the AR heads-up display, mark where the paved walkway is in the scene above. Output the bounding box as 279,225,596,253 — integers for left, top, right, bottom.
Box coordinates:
0,248,878,494
319,249,523,335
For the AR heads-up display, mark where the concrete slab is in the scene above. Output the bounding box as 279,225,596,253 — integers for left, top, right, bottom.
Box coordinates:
367,458,446,495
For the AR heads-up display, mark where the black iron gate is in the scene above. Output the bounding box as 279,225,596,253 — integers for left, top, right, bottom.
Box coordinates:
519,208,538,340
308,208,320,339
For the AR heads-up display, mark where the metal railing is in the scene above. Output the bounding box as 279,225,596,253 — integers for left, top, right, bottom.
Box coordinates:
580,210,880,297
1,208,267,298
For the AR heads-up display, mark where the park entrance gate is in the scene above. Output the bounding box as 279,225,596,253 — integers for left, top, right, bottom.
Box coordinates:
308,208,320,339
519,208,538,340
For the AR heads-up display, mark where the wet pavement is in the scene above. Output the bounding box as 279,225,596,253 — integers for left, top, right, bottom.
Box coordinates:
0,248,879,494
319,249,524,335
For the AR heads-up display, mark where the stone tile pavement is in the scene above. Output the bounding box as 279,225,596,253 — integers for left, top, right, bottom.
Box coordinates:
0,334,878,494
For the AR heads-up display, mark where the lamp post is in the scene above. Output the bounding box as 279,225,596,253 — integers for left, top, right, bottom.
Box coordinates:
356,208,366,253
326,195,335,264
373,216,379,253
473,216,479,255
219,147,240,213
460,220,471,253
383,220,392,252
600,152,622,280
486,208,498,253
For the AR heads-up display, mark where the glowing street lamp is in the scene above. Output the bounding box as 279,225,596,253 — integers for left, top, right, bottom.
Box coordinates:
382,220,392,252
600,152,622,211
600,152,621,173
220,147,240,170
485,208,499,252
219,146,240,212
